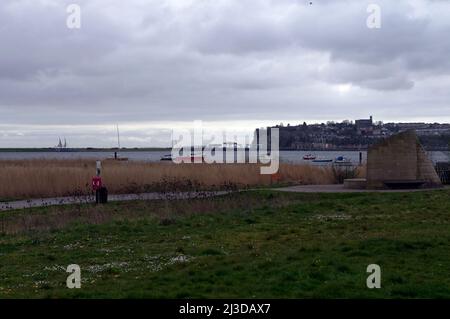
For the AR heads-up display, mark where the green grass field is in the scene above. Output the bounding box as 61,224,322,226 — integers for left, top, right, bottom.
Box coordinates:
1,190,449,298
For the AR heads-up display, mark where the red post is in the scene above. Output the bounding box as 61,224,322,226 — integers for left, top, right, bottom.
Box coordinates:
92,176,102,191
92,160,107,204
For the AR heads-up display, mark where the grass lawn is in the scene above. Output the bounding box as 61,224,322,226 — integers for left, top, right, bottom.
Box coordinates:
0,189,449,298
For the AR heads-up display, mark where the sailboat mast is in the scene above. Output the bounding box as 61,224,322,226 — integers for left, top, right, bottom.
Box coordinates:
117,124,121,150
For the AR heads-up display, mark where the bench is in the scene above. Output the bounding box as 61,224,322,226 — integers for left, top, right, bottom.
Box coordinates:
383,180,426,189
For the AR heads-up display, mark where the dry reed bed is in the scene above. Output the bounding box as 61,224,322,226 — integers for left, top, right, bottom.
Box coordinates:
0,159,342,200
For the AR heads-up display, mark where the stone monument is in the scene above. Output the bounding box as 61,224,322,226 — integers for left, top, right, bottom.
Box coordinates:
366,130,442,189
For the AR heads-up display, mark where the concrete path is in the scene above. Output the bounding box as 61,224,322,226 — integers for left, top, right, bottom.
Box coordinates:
2,185,448,212
274,184,449,193
0,191,230,212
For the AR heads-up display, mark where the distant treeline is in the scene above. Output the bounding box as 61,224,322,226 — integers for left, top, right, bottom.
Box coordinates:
0,148,171,152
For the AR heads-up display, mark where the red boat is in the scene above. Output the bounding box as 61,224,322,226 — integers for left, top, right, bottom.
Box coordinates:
175,151,204,163
303,154,317,160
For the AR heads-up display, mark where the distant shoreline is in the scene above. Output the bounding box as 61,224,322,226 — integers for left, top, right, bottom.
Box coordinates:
0,148,171,152
0,147,448,152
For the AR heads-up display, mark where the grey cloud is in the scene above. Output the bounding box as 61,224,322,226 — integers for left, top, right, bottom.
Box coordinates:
1,0,450,147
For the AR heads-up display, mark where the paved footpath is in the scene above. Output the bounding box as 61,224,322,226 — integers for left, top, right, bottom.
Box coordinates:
0,191,229,212
1,185,448,212
275,184,449,193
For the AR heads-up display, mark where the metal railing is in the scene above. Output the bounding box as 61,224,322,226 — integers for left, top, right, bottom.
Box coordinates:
435,162,450,184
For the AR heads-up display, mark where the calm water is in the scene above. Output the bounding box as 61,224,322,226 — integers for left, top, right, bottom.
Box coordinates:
1,150,448,164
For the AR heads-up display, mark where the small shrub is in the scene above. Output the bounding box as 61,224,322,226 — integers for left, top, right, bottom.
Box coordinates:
331,165,359,184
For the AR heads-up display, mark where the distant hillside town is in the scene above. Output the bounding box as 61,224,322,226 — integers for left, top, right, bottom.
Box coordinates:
255,116,450,151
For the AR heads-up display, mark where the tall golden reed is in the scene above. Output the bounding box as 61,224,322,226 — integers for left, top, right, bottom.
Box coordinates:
0,159,338,199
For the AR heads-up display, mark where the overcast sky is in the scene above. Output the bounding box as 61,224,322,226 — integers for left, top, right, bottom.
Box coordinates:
1,0,450,147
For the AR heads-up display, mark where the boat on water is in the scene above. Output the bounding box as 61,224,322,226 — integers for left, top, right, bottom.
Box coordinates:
303,154,317,160
52,137,71,152
161,130,175,162
111,125,128,161
333,156,352,165
312,158,333,163
174,150,204,163
160,154,173,161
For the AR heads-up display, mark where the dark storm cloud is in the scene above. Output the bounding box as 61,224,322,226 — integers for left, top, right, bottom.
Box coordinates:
1,0,450,147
